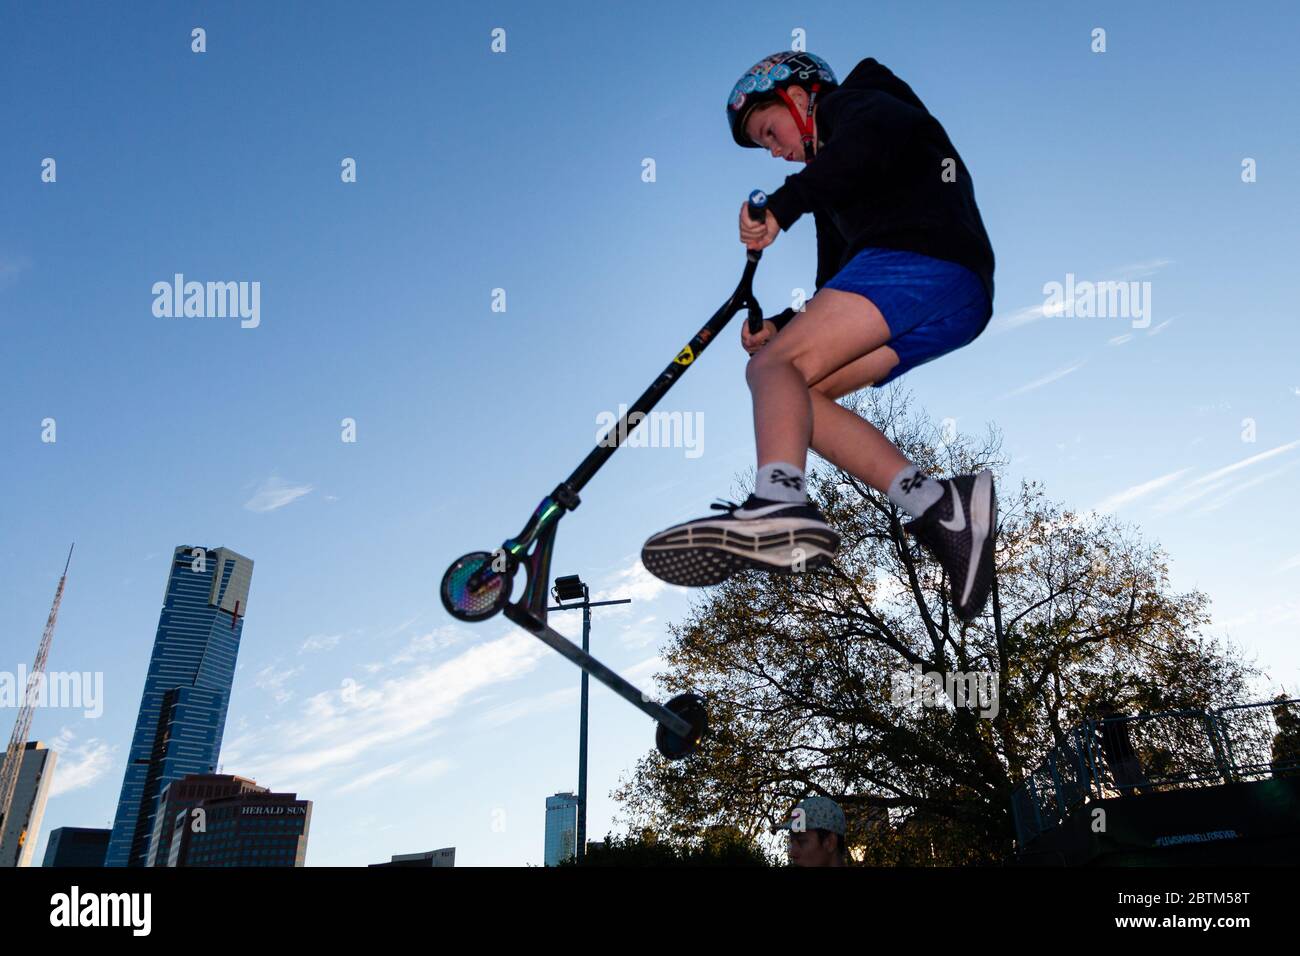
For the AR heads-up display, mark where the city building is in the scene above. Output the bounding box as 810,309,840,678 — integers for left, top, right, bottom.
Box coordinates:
42,827,111,867
0,742,57,867
369,847,456,867
169,786,311,867
544,791,578,866
146,773,264,866
105,546,253,867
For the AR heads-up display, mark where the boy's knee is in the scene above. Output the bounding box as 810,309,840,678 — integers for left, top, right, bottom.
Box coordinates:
746,344,811,389
744,349,771,388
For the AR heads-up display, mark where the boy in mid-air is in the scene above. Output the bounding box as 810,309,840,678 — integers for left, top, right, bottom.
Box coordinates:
641,52,998,620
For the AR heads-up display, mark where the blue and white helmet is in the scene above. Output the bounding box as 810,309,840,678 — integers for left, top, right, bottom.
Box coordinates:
726,51,838,149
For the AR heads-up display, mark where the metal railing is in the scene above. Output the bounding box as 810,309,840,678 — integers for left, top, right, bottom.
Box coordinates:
1011,697,1300,847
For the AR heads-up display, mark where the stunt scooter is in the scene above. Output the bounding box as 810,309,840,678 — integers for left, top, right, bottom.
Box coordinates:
441,192,775,760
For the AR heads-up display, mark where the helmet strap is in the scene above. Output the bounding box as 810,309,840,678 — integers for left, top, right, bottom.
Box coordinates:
776,83,821,160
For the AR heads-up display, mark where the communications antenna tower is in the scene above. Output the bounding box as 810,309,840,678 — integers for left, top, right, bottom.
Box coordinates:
0,545,73,837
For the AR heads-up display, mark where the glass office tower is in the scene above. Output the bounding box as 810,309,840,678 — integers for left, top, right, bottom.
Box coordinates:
42,827,110,867
544,792,579,866
105,546,253,867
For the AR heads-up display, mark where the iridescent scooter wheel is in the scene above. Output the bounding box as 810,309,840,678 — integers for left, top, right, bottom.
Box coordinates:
441,551,512,622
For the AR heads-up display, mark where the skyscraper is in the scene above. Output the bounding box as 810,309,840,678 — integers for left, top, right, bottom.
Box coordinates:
544,792,578,866
369,848,456,867
43,827,111,867
0,742,57,867
165,783,311,867
105,546,253,868
146,772,264,866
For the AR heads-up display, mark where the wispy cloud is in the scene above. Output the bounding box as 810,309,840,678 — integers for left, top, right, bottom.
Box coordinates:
1154,440,1300,513
998,360,1086,399
299,633,344,654
46,729,114,797
1114,258,1174,279
476,687,576,729
1091,468,1193,514
987,259,1172,336
619,613,662,649
1192,461,1300,515
985,300,1067,335
255,664,303,704
222,630,547,785
334,756,451,795
334,760,408,794
244,475,313,512
593,560,668,605
620,655,668,696
1217,599,1300,634
1180,440,1300,487
381,624,465,669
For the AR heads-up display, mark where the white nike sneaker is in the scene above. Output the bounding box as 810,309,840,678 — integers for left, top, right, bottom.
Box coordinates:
903,470,997,621
641,495,841,587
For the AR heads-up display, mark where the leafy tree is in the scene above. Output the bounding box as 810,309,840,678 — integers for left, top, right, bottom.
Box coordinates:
1269,694,1300,778
560,826,776,866
614,387,1260,864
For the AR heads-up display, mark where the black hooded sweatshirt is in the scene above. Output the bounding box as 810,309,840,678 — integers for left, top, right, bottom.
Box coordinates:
762,58,995,327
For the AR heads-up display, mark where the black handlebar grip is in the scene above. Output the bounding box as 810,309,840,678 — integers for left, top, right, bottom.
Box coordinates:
745,190,768,334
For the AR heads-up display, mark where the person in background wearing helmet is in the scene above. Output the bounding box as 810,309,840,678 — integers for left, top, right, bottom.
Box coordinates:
778,796,850,867
641,52,998,623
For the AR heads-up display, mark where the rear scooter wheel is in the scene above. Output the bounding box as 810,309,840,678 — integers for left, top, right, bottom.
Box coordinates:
655,693,709,760
441,551,512,622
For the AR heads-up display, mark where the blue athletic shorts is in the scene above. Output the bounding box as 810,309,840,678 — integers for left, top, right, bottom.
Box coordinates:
822,247,992,387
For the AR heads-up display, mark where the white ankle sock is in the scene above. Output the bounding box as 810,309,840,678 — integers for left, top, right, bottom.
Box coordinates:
755,462,807,503
886,463,944,518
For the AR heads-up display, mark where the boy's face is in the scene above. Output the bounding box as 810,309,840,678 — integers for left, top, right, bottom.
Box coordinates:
744,87,813,164
786,829,838,866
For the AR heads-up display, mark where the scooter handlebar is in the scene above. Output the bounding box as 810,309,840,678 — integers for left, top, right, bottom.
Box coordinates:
744,190,769,333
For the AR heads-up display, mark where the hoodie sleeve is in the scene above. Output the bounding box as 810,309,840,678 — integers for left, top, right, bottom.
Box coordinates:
763,93,926,232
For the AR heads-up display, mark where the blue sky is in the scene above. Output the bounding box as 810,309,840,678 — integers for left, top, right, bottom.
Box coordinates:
2,1,1298,867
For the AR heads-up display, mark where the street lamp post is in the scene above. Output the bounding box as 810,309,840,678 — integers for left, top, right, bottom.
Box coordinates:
550,574,630,865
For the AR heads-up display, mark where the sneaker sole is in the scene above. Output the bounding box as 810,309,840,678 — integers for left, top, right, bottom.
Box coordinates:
642,519,840,587
956,470,996,618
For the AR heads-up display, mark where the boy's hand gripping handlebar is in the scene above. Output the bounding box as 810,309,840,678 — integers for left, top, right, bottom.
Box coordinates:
744,189,770,334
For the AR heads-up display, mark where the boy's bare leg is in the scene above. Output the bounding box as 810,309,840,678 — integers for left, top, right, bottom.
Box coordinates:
646,291,993,604
746,289,910,492
809,379,910,493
